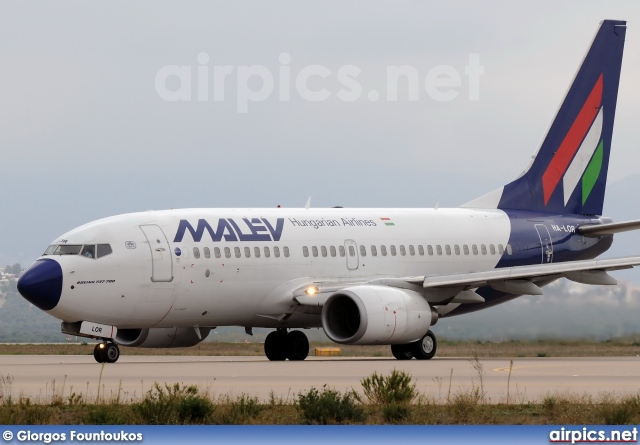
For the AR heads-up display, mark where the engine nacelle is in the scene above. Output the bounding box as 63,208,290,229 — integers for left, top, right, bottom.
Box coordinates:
321,285,436,345
115,327,211,348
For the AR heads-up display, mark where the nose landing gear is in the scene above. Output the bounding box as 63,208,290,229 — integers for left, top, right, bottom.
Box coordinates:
93,342,120,363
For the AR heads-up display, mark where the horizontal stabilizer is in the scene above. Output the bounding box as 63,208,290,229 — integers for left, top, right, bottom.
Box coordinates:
579,219,640,236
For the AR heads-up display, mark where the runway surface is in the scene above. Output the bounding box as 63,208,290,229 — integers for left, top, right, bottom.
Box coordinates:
2,355,639,403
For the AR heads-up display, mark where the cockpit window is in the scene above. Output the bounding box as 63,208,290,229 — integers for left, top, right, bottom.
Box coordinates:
54,245,82,255
81,245,96,258
97,244,113,258
43,243,112,258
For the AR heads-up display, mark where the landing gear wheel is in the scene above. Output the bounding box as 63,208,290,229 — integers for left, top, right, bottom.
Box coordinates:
103,342,120,363
264,331,287,361
411,330,437,360
286,330,309,361
93,344,104,363
94,342,120,363
391,344,414,360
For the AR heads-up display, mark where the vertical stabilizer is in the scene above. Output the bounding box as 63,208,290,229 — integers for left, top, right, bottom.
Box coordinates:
463,20,626,216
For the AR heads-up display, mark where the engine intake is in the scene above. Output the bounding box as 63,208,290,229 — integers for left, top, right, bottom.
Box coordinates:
321,285,435,345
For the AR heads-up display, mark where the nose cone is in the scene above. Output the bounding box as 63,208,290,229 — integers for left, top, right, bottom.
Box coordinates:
17,259,63,311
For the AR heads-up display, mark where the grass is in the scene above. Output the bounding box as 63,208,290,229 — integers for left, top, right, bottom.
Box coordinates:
1,369,639,425
1,338,640,357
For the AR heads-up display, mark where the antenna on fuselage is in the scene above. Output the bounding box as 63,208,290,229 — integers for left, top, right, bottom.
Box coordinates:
305,197,311,210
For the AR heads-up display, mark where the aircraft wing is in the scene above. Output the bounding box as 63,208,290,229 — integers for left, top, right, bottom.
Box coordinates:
408,256,640,295
294,256,640,307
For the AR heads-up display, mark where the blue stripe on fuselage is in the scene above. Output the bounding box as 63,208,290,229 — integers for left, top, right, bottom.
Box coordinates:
443,210,613,317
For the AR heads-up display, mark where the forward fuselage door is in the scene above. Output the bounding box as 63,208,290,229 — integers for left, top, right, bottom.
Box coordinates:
534,224,553,264
140,224,174,282
345,239,359,270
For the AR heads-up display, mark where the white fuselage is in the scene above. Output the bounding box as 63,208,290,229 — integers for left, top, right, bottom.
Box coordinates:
43,208,511,329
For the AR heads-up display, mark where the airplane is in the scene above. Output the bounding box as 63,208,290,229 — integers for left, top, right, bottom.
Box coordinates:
16,19,640,363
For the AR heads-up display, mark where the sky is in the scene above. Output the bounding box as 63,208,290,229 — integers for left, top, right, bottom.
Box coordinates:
2,1,640,269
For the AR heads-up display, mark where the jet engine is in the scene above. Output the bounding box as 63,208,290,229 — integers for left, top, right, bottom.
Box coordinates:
115,327,211,348
321,285,436,345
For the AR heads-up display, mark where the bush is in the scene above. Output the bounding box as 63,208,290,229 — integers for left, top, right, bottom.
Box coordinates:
85,405,132,424
297,386,363,424
359,369,417,405
383,404,411,423
217,394,263,424
132,383,212,424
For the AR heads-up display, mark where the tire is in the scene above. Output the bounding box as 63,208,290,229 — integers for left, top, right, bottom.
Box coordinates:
286,330,309,361
391,344,414,360
264,331,287,361
93,344,104,363
411,330,437,360
104,343,120,363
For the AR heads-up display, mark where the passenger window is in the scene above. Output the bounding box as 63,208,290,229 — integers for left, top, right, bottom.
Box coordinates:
193,247,200,259
371,245,377,256
436,245,442,255
390,245,397,256
303,246,309,257
339,246,345,257
454,245,460,255
348,245,356,257
506,244,513,255
254,247,261,258
264,247,270,258
381,245,387,256
359,245,366,257
224,247,231,258
284,246,290,257
81,245,96,259
400,245,406,256
235,247,241,258
472,245,478,255
321,246,327,257
418,245,424,256
490,244,496,255
330,246,336,257
463,245,469,255
274,246,281,258
427,245,434,256
214,247,221,259
243,247,250,258
481,244,487,255
204,247,211,259
498,244,504,255
312,246,318,257
445,245,451,255
97,244,112,258
409,245,415,256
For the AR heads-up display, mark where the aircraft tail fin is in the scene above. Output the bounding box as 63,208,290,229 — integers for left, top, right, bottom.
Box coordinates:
463,20,626,216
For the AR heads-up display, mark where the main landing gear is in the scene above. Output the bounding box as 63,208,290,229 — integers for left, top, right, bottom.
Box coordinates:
264,329,310,361
391,330,437,360
93,342,120,363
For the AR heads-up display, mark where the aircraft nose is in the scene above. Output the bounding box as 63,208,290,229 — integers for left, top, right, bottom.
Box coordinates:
17,259,63,311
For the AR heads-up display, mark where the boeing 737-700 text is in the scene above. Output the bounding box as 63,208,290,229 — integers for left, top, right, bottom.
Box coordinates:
17,20,640,363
